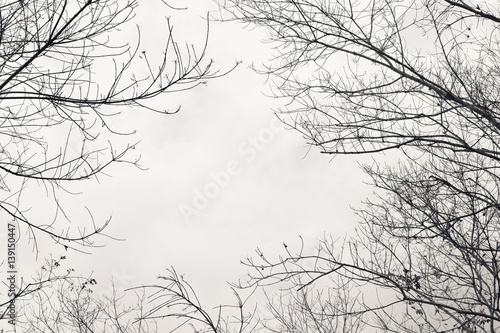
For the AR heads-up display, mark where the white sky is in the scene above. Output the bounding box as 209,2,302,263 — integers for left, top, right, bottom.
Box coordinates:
1,1,375,330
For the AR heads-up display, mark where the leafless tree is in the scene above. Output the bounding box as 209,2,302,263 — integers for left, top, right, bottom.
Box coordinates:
11,265,254,333
0,256,72,326
127,268,256,333
0,0,234,251
213,0,500,332
236,155,500,332
220,0,500,159
10,256,146,332
0,1,233,327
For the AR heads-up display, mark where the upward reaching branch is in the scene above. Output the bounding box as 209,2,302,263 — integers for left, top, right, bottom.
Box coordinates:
0,0,235,249
221,0,500,160
215,0,500,332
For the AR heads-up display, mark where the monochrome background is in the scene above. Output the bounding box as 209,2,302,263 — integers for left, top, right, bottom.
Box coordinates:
0,0,374,326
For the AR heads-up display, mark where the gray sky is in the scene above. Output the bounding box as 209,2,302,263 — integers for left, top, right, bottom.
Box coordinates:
86,0,371,313
1,0,374,330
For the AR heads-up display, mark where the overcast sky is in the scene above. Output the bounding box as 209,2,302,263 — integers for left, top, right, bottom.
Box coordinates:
1,1,375,330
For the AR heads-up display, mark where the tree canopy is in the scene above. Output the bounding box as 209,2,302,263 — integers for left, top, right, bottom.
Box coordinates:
0,0,232,250
214,0,500,332
0,0,233,328
4,0,500,332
